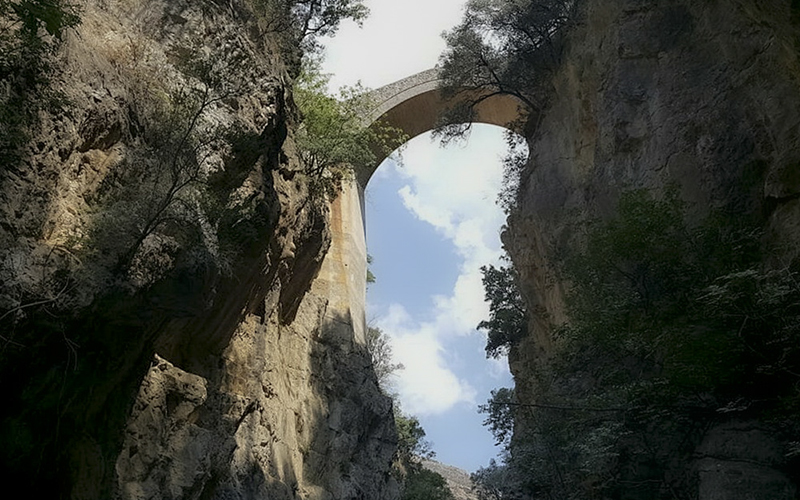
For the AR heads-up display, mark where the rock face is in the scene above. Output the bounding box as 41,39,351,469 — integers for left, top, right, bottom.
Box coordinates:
694,421,796,499
503,0,800,498
421,459,478,500
0,1,396,498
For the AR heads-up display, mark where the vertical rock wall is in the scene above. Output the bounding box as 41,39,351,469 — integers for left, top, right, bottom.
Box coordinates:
504,0,800,497
0,1,397,498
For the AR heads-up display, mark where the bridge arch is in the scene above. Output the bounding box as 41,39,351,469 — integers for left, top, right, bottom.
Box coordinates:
358,68,525,187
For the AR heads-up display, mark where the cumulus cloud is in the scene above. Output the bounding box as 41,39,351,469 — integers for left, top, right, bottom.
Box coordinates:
371,126,514,416
377,305,477,415
321,0,466,90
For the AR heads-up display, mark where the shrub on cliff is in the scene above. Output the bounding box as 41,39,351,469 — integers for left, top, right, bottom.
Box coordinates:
294,58,406,197
394,410,455,500
402,467,455,500
436,0,580,140
0,0,80,168
480,189,800,498
366,326,404,392
249,0,367,58
477,262,528,359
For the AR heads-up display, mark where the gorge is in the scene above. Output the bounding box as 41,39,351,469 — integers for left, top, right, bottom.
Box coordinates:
2,0,800,499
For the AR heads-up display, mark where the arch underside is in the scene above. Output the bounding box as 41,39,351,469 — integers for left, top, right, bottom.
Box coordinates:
358,69,526,187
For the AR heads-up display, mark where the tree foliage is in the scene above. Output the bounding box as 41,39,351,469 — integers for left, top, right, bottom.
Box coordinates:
478,261,528,358
402,467,455,500
436,0,579,140
395,410,434,466
478,388,516,447
248,0,368,54
558,189,766,397
497,131,528,215
478,189,800,498
0,0,80,167
471,458,519,500
394,410,454,500
294,58,406,198
366,326,404,392
80,46,285,289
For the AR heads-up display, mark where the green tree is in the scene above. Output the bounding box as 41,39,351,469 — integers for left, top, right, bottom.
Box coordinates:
471,458,516,500
394,410,434,466
558,189,767,396
496,131,528,215
478,387,516,447
294,58,406,197
248,0,368,53
394,410,455,500
403,468,455,500
366,326,404,392
86,83,239,283
0,0,80,167
436,0,579,140
477,262,528,358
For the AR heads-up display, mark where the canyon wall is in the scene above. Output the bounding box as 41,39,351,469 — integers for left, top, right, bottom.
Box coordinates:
5,0,800,498
504,0,800,497
0,1,396,498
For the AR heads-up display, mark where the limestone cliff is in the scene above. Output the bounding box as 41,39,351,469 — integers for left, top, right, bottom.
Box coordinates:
503,0,800,497
421,459,478,500
0,1,396,498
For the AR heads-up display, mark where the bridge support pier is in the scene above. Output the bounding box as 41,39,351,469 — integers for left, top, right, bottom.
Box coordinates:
315,176,368,345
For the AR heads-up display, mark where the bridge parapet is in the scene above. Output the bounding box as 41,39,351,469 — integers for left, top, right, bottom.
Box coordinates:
365,68,441,125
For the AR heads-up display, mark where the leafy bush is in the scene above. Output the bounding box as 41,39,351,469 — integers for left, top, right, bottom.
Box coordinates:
478,387,516,446
394,410,454,500
402,468,455,500
496,131,528,215
477,261,528,358
247,0,367,58
558,189,768,398
436,0,579,140
395,410,434,466
294,58,406,197
87,86,229,280
479,189,800,498
0,0,80,168
366,326,404,392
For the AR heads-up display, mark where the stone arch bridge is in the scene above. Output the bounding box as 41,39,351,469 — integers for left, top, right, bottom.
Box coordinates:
314,68,524,342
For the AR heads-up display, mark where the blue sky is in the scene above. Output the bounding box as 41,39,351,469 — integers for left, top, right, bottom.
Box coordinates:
321,0,518,472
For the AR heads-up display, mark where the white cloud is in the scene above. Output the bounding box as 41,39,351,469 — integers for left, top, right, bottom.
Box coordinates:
395,127,508,268
370,126,515,415
321,0,466,90
378,304,477,415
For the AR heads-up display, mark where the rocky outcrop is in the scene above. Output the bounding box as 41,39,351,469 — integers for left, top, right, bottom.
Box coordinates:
694,421,795,499
0,1,396,498
503,0,800,497
421,459,478,500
